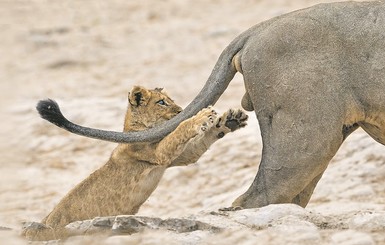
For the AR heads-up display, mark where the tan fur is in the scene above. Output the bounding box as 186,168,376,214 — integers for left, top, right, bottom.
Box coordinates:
24,86,247,240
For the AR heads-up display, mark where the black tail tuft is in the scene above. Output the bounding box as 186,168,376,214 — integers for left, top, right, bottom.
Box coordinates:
36,99,68,127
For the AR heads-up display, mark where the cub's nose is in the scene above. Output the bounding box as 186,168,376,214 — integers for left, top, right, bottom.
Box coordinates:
175,107,183,114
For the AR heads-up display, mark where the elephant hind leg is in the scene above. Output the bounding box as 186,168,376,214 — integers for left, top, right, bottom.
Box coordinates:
233,109,346,208
291,172,324,207
359,121,385,146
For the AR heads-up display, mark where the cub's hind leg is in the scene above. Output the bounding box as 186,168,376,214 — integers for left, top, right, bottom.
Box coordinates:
22,222,66,241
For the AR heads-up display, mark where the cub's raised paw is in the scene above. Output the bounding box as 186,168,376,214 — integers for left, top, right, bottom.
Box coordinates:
194,107,217,134
217,109,248,132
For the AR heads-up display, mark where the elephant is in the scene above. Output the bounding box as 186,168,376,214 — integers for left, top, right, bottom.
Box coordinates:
37,1,385,208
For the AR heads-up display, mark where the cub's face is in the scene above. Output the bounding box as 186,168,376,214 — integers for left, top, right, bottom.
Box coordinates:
126,86,182,130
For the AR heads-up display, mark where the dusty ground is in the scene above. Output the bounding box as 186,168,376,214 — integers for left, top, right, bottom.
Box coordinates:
0,0,384,244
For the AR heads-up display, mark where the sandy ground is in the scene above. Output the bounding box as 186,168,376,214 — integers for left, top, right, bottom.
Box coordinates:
0,0,384,244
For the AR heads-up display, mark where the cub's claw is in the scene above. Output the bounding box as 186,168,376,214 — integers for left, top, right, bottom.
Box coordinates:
195,107,217,133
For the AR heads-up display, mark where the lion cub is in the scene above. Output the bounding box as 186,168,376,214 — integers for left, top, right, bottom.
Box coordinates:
23,86,248,240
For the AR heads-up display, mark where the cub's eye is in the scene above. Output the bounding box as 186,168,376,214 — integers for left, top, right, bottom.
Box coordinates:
156,99,167,106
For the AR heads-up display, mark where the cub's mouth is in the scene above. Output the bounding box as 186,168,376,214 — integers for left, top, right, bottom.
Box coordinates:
165,110,183,121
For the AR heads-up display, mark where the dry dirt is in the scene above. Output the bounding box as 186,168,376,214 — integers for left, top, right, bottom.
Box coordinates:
0,0,384,244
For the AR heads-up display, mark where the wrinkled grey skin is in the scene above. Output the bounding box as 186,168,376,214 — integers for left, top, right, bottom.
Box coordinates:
37,1,385,209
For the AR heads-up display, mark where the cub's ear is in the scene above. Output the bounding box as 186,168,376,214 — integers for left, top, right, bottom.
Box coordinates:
128,86,151,107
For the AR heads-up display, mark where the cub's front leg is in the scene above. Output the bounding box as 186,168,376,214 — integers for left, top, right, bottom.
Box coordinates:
171,108,248,166
155,107,217,165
